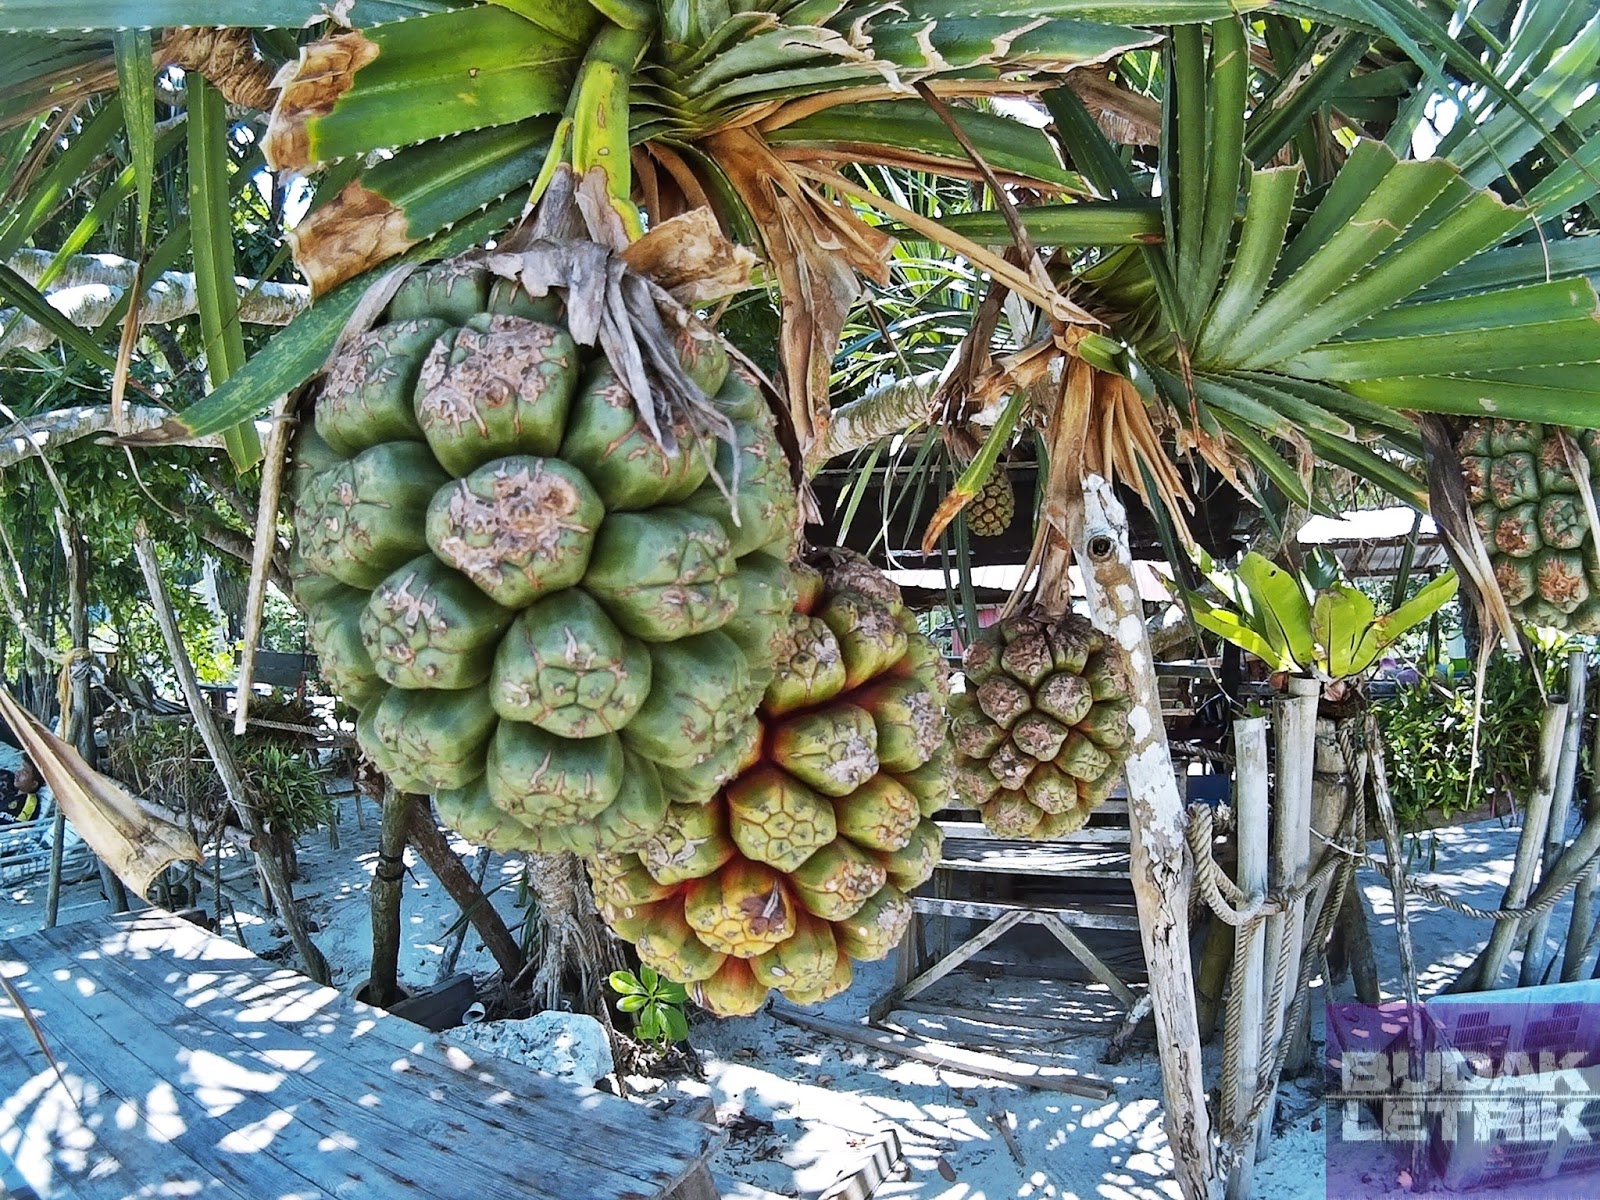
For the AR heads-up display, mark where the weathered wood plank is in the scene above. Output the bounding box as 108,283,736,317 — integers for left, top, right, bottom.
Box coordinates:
2,913,718,1200
770,1004,1114,1100
2,946,341,1200
0,1020,239,1200
20,925,550,1200
1036,912,1139,1007
937,841,1133,875
898,910,1028,1005
910,895,1141,928
94,936,721,1186
935,821,1132,845
42,970,633,1200
37,919,714,1198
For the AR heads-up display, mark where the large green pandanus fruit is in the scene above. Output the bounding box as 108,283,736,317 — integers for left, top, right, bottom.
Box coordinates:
587,551,951,1016
1460,420,1600,632
290,254,800,855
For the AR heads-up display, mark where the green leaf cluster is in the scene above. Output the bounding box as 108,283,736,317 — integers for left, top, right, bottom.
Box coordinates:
1190,550,1458,681
608,964,690,1045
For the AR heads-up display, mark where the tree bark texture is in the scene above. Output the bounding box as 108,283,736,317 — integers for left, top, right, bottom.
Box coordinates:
367,787,411,1008
2,248,307,358
1067,474,1218,1200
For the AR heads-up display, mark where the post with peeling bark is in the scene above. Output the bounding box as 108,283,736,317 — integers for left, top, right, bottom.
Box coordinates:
1255,673,1318,1159
1066,475,1217,1200
1224,716,1269,1200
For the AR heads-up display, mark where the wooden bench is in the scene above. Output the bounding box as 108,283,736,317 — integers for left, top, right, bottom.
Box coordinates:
0,909,722,1199
871,800,1145,1022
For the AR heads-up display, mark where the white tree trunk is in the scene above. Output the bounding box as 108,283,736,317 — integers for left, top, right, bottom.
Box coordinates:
2,248,308,358
1068,473,1218,1200
0,404,224,469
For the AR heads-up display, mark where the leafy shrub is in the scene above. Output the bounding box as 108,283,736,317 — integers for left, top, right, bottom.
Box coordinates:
1376,637,1586,828
106,708,332,839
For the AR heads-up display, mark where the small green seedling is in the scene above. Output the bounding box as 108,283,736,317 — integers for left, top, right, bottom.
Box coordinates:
609,965,690,1045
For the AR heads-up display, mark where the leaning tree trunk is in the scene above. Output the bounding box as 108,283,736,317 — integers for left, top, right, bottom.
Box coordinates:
1064,474,1218,1200
405,796,523,981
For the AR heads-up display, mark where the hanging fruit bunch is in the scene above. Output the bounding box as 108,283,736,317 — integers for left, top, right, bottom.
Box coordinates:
1459,420,1600,632
950,611,1132,838
967,466,1017,539
288,238,801,858
587,552,951,1016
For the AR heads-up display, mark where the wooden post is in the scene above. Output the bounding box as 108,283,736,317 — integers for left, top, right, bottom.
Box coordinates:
1563,733,1600,981
406,795,524,981
60,511,129,914
1523,653,1587,985
1462,702,1566,991
133,527,329,984
1367,715,1427,1184
1256,673,1318,1160
367,786,411,1007
1285,718,1353,1073
1067,475,1217,1200
1334,886,1382,1004
1224,716,1269,1200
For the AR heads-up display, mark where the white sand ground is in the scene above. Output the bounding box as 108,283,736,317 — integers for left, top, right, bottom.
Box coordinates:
4,797,1584,1200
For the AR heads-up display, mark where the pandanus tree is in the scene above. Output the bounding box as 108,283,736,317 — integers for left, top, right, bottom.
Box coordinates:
4,2,1600,1197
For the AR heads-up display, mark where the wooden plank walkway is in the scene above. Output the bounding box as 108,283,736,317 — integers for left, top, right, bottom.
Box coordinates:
0,909,721,1200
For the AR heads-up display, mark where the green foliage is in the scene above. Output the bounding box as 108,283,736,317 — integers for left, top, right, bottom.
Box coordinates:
105,706,332,838
1375,642,1583,828
608,964,690,1045
1190,550,1457,681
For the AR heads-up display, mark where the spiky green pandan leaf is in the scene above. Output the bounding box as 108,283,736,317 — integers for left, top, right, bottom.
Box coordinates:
263,6,586,172
0,2,452,30
765,103,1087,189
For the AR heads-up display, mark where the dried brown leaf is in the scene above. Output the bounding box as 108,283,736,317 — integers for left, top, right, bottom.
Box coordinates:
262,31,378,172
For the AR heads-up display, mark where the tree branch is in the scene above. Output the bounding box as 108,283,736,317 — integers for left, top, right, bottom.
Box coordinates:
813,371,940,465
2,248,309,358
0,404,223,469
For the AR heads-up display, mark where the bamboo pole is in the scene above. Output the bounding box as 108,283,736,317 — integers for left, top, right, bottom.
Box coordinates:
1563,733,1600,981
1255,673,1318,1160
1462,701,1566,991
1067,475,1217,1200
1523,653,1587,985
133,526,329,984
1224,716,1269,1200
